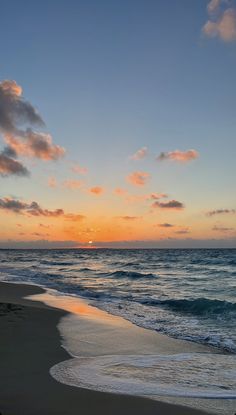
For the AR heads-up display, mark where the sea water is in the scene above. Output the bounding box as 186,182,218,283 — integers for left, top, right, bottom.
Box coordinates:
0,248,236,411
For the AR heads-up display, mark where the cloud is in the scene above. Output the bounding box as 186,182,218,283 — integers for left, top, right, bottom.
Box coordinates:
207,0,222,15
175,228,190,234
0,150,29,177
0,197,86,221
5,131,65,161
152,200,184,210
114,188,168,204
150,192,168,200
157,149,199,163
206,208,236,216
203,2,236,41
39,223,51,228
130,147,148,160
71,163,88,175
116,216,142,221
0,80,44,133
32,232,50,237
63,179,84,190
127,171,150,186
157,223,174,228
89,186,104,195
212,225,234,232
0,79,65,173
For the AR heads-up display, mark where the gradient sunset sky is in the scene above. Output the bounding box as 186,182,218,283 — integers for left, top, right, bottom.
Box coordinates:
0,0,235,248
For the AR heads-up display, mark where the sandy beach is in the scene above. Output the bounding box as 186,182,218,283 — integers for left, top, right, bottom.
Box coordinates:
0,281,214,415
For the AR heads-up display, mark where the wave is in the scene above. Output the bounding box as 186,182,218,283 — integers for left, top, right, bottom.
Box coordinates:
140,297,236,317
108,270,156,279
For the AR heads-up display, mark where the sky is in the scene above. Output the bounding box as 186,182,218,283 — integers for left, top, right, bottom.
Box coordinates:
0,0,236,248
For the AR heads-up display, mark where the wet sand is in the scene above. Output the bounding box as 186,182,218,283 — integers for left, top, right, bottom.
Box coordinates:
0,281,211,415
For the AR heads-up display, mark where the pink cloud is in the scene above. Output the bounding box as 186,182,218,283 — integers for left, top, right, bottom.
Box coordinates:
71,163,88,175
5,132,65,161
150,192,168,200
0,80,65,170
203,2,236,42
130,147,148,160
127,171,150,186
89,186,104,195
157,149,199,163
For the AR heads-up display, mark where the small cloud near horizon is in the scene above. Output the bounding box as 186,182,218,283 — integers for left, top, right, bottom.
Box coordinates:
206,208,236,216
71,163,88,175
212,225,235,232
116,215,142,221
127,171,150,186
89,186,104,195
157,149,199,163
0,196,86,222
157,223,174,228
130,147,148,160
152,200,184,210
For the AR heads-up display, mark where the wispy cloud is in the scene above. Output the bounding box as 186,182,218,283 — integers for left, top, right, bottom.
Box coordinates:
175,228,190,234
157,149,199,163
203,1,236,42
116,216,142,221
89,186,104,195
212,225,235,232
152,200,184,210
0,80,65,176
206,208,236,216
157,223,174,228
126,171,150,186
0,197,85,221
71,163,88,175
130,147,148,160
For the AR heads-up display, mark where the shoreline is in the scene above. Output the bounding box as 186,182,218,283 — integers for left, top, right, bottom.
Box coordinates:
0,281,212,415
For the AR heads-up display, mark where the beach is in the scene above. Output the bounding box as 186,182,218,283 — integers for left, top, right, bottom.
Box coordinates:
0,281,214,415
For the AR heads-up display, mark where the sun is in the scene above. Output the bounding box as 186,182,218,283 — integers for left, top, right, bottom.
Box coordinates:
88,240,93,245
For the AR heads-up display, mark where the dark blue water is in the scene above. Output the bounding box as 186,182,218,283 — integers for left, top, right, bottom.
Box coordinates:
0,248,235,352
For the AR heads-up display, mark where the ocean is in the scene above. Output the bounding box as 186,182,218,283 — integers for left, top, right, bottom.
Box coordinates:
0,248,235,352
0,248,236,410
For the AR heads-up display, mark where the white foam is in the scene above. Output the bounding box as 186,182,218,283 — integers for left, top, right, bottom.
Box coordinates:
50,353,236,399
